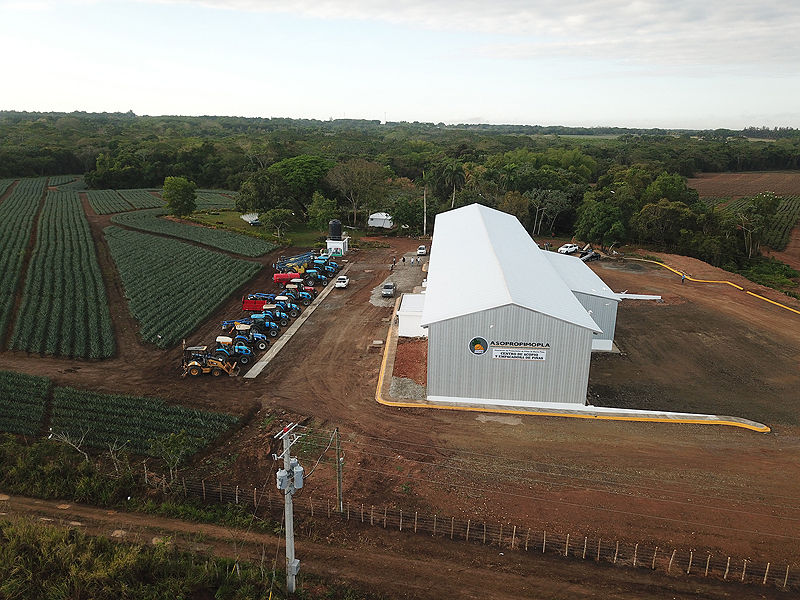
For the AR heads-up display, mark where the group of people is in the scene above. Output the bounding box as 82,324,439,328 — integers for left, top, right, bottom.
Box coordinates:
391,255,422,270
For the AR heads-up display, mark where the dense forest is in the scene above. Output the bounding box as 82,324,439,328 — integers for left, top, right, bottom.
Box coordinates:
2,110,800,277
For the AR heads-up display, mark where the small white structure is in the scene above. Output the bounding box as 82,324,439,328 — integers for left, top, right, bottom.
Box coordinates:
368,212,394,228
397,294,427,337
326,236,349,257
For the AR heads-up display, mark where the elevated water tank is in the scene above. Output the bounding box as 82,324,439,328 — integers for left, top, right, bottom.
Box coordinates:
329,219,342,241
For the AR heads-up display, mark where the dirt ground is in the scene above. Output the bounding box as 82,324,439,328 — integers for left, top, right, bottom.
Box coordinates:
2,200,800,595
687,171,800,197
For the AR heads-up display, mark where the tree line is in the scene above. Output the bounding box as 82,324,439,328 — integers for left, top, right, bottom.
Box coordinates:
1,111,799,272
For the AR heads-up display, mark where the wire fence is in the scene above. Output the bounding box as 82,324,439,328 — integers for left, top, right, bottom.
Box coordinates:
164,476,799,591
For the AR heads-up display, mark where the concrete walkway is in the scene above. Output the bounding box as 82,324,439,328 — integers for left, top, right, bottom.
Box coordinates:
243,265,350,379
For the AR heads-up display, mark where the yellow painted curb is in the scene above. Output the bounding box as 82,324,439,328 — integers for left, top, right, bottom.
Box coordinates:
374,292,770,433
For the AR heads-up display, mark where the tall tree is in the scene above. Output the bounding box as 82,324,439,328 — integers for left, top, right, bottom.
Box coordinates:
326,159,387,225
440,159,466,208
162,176,196,218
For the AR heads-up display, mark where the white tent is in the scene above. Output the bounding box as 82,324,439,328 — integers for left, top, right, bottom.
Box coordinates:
367,212,393,228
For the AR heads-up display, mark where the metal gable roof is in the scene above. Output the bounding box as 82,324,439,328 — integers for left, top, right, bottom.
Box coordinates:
419,204,601,332
543,251,619,302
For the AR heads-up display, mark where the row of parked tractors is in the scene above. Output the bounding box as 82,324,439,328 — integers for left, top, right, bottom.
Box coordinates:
181,252,341,378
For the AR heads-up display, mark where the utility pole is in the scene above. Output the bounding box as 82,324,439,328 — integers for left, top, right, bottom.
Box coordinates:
422,171,427,237
275,424,304,594
335,427,343,512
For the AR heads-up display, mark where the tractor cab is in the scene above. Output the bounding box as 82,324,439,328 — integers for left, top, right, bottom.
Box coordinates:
273,296,300,318
181,344,239,378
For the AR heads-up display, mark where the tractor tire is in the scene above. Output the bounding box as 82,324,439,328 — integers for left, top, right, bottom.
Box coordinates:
238,355,250,365
188,365,202,377
279,318,290,327
302,299,311,306
211,368,222,377
288,310,299,319
304,277,315,287
256,340,268,351
268,329,279,338
215,354,228,363
320,278,328,286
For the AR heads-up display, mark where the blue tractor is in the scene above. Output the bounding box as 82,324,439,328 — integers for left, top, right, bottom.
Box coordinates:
249,313,282,336
213,336,254,365
229,322,270,351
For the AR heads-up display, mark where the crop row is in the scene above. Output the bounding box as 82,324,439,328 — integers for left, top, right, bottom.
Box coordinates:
0,370,50,437
0,178,48,342
118,189,165,209
86,189,134,215
9,191,115,358
58,178,88,191
195,191,236,209
111,208,276,256
763,195,800,251
0,179,15,197
103,226,261,347
48,175,79,186
50,387,238,455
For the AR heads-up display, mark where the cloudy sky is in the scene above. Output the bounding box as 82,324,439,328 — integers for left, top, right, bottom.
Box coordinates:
2,0,799,129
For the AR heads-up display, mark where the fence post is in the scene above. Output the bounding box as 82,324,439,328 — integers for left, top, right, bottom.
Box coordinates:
763,563,770,585
465,520,470,542
433,514,436,536
483,523,486,544
219,481,222,502
705,554,711,577
347,503,350,521
633,543,638,567
235,485,239,505
741,559,747,583
542,531,546,554
399,510,403,531
512,526,516,550
450,517,454,540
784,565,789,589
724,557,730,580
327,499,330,518
498,524,502,546
583,537,587,560
597,539,601,562
253,487,257,507
310,498,314,517
652,547,658,570
614,541,618,564
565,534,570,557
202,479,205,500
383,506,387,528
370,505,374,526
525,528,530,552
669,550,676,573
361,504,364,523
415,512,418,533
143,460,148,485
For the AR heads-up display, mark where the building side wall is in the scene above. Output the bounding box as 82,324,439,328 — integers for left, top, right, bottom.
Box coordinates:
574,292,618,343
427,305,592,405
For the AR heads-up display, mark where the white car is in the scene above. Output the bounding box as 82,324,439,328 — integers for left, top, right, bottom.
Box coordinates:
558,243,580,254
334,275,349,288
417,245,427,256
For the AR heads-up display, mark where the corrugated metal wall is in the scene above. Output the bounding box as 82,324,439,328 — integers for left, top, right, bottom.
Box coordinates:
427,305,592,405
574,292,618,344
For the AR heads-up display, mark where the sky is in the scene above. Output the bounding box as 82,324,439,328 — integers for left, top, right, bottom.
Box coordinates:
1,0,799,130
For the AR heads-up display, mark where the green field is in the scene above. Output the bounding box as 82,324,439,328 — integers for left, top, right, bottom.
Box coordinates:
104,226,262,347
0,178,47,342
50,387,238,455
111,208,277,256
9,191,115,359
0,371,50,436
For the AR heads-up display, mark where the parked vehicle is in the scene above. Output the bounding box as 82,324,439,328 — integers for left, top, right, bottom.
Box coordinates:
558,243,580,254
580,250,601,262
417,245,427,255
283,284,313,306
249,313,282,336
229,322,270,351
181,345,239,378
381,282,396,297
335,275,349,288
213,336,254,365
273,296,301,318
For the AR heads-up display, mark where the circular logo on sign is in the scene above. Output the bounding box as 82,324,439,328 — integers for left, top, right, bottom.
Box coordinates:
469,337,488,355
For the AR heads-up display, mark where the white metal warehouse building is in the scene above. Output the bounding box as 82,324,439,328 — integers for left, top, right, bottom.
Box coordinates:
419,204,604,409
